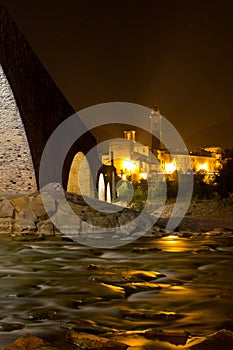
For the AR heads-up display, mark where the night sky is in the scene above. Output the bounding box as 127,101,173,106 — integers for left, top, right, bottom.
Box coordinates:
4,0,233,148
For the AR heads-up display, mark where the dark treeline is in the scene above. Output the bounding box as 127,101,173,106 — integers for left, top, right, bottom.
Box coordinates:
116,148,233,206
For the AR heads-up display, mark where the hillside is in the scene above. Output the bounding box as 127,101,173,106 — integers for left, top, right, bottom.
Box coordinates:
186,117,233,150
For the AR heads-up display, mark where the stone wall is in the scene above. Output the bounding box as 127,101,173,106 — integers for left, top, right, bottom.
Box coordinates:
0,189,155,249
0,1,97,191
0,64,37,193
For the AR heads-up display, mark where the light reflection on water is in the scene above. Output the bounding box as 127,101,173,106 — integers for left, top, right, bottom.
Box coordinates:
0,234,232,349
153,235,193,252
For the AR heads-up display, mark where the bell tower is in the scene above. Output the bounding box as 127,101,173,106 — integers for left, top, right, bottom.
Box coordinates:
124,129,136,142
149,105,162,151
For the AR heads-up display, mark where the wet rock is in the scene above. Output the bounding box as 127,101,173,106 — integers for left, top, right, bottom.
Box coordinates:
189,329,233,349
14,211,37,233
117,211,136,228
144,329,189,345
89,270,164,285
222,231,233,237
37,219,55,235
71,297,104,307
28,309,58,321
62,319,114,335
0,190,157,237
136,214,155,232
194,247,215,254
206,230,223,236
216,246,233,253
89,274,127,284
130,231,144,239
87,264,104,270
30,193,57,220
0,198,14,218
192,232,203,237
223,227,233,233
121,282,162,296
124,311,185,322
0,322,24,332
117,211,154,235
0,218,14,234
145,229,164,238
126,270,165,281
4,333,59,350
88,215,118,228
93,283,126,300
65,330,128,350
178,231,193,238
11,234,45,242
204,243,218,250
51,205,81,235
132,246,162,252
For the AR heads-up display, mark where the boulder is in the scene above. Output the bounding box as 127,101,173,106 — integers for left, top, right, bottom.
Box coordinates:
0,198,14,218
88,215,118,228
4,333,59,350
189,329,233,349
37,219,55,235
143,329,189,346
0,218,14,234
14,211,37,233
51,205,81,235
29,193,56,220
11,196,29,213
65,330,128,350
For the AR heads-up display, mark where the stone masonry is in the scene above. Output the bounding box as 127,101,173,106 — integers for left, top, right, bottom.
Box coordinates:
0,64,37,193
0,1,97,192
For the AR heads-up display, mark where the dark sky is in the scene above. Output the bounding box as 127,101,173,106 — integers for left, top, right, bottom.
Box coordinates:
4,0,233,146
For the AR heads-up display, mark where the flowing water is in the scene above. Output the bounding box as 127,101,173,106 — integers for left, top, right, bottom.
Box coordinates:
0,233,233,349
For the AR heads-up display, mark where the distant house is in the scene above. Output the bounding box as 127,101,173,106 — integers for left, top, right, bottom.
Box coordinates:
101,111,222,182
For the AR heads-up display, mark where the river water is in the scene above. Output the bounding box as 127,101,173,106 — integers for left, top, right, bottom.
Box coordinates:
0,232,233,349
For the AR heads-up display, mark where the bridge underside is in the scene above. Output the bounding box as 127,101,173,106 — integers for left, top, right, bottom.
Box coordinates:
0,1,97,193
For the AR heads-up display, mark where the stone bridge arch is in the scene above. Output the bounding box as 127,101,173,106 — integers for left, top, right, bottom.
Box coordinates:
0,1,97,194
67,151,95,197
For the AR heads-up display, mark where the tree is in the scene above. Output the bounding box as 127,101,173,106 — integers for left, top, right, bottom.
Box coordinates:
217,158,233,198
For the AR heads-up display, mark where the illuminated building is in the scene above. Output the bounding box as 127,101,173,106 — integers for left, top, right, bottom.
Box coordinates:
101,108,223,182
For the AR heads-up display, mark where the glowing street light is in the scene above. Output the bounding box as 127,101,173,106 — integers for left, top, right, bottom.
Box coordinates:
164,162,176,174
122,159,137,172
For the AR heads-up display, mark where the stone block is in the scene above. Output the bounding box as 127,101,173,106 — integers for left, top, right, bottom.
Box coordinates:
0,198,14,218
4,332,59,350
50,206,81,235
30,193,57,220
65,330,128,350
37,219,55,235
11,196,29,212
0,218,14,233
14,211,37,233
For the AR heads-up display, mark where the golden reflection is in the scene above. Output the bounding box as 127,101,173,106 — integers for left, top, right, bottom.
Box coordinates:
129,270,161,279
165,235,177,240
159,236,189,252
100,283,125,294
115,335,151,347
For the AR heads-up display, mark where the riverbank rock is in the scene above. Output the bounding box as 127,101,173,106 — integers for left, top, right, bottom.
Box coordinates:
0,185,157,241
0,198,14,218
0,218,14,234
189,329,233,349
4,333,59,350
1,187,233,238
65,330,128,350
143,329,189,345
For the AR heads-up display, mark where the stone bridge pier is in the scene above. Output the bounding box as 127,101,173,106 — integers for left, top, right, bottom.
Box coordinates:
0,1,97,196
